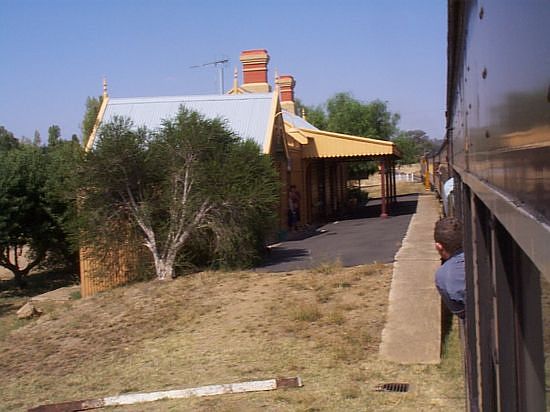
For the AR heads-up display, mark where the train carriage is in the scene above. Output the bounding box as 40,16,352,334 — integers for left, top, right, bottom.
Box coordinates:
446,1,550,410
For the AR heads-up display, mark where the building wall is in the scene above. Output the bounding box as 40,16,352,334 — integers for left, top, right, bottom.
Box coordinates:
79,234,140,297
287,143,305,227
298,158,350,225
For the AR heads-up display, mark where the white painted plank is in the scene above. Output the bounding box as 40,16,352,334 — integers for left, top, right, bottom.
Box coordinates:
103,379,278,406
28,377,302,411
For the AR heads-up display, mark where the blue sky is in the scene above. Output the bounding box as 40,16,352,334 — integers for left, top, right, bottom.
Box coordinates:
0,0,447,141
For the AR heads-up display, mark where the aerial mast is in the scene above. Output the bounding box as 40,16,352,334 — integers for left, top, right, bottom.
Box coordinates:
190,58,229,94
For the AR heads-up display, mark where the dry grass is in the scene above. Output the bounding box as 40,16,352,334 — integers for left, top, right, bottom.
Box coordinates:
0,264,464,411
364,181,425,199
355,163,424,199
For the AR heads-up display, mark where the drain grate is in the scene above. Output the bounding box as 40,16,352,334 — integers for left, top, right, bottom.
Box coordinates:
374,383,410,393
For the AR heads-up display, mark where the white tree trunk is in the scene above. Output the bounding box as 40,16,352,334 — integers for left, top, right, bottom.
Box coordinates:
124,159,211,281
153,255,175,281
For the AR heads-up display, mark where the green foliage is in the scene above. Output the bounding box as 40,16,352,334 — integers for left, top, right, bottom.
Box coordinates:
47,125,61,147
0,145,51,285
325,93,399,140
347,187,369,205
298,93,400,179
347,161,379,180
81,96,102,147
392,129,440,165
0,126,18,151
297,93,400,140
185,138,279,269
295,99,327,130
78,107,279,278
392,133,418,164
304,105,327,130
33,130,41,146
43,139,83,263
0,125,80,286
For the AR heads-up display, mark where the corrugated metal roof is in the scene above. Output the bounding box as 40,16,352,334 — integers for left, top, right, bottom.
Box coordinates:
101,93,275,148
282,111,319,130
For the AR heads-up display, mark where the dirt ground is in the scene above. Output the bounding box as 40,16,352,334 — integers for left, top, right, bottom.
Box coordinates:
0,263,464,411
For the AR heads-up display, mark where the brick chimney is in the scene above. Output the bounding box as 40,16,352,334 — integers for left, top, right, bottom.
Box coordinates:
276,75,296,115
240,49,271,93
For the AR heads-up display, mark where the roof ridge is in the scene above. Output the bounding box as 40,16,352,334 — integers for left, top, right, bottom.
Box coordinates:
109,93,273,104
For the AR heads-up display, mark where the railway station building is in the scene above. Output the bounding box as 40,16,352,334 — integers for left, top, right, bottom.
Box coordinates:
81,49,400,296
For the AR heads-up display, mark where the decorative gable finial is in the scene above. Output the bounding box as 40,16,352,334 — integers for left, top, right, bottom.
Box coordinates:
302,107,307,120
232,67,238,93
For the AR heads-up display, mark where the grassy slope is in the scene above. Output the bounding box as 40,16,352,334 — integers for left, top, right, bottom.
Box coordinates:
0,263,464,411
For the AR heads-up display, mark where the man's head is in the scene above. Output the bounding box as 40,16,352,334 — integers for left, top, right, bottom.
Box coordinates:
434,217,463,260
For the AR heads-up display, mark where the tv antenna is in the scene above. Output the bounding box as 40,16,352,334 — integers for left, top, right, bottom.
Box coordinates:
190,58,229,95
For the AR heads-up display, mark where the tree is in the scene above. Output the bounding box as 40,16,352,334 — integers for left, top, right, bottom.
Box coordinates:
325,93,400,140
43,138,83,268
296,93,401,179
33,130,42,146
392,129,440,165
392,133,418,164
305,106,327,130
0,145,52,286
78,107,279,281
296,93,400,140
19,136,32,145
0,126,18,151
48,125,61,146
295,99,327,130
81,96,102,147
0,125,80,287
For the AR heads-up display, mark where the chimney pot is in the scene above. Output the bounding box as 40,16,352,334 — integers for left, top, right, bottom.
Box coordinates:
276,75,296,115
240,49,271,93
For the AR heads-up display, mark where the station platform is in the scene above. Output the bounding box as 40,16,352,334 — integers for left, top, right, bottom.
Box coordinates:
379,193,443,364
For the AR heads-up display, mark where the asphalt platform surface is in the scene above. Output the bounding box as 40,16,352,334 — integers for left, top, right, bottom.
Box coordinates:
257,194,419,272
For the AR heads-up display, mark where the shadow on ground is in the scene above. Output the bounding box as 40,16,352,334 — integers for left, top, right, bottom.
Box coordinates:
343,194,419,219
0,268,78,301
258,194,419,272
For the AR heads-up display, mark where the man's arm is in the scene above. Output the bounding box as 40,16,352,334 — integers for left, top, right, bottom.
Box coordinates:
435,266,465,319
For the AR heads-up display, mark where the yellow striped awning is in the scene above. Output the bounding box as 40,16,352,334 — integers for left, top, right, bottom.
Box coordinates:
286,127,401,159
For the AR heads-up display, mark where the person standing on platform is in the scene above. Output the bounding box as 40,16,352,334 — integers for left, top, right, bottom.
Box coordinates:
288,185,301,232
